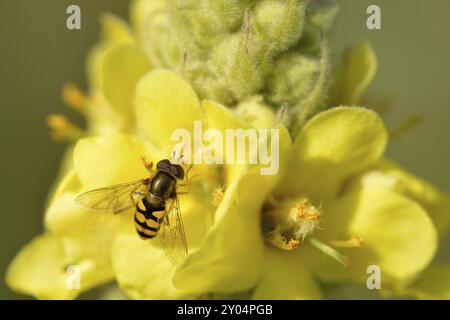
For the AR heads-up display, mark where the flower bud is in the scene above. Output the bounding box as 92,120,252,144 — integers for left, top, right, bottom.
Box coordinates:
267,53,321,107
253,0,307,54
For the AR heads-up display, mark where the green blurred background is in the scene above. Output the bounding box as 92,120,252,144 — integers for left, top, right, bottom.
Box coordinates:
1,0,449,299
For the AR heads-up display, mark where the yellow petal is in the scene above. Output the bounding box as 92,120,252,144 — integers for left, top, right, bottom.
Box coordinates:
100,44,150,130
203,99,248,184
172,118,292,294
112,223,195,299
135,70,202,154
203,100,292,185
73,133,152,190
111,182,210,299
328,42,377,106
173,171,277,293
6,234,109,300
352,159,450,236
313,190,437,286
46,168,80,207
130,0,166,36
384,264,450,300
235,96,276,129
251,248,322,300
86,14,134,91
277,107,387,201
99,13,134,45
45,191,129,272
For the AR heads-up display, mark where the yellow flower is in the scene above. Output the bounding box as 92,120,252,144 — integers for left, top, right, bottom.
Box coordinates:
7,69,447,299
346,160,450,299
173,106,438,299
59,13,145,138
6,70,286,299
321,41,450,299
7,3,450,299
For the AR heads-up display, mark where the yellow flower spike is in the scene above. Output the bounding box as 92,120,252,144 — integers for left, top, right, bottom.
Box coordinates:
135,70,203,153
251,248,322,300
276,107,387,202
100,44,150,131
73,133,154,190
328,42,378,106
313,190,437,286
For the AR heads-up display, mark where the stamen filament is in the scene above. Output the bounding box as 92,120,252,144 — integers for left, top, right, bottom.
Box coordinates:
309,237,349,267
389,114,423,139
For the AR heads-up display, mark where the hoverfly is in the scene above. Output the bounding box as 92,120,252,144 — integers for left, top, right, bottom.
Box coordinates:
75,155,191,266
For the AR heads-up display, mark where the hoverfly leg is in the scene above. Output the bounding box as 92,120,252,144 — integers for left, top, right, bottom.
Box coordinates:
132,191,147,197
184,163,193,181
140,156,155,173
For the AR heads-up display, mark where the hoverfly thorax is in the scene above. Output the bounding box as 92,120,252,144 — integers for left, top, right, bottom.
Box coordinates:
147,159,185,204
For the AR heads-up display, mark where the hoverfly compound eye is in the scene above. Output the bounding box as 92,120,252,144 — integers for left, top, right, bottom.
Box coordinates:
171,164,184,180
157,159,171,171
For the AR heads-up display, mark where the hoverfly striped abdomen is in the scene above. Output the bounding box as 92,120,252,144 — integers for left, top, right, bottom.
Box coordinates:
134,197,166,239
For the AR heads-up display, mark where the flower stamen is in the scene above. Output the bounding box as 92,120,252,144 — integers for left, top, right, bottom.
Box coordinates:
330,236,364,248
140,156,153,171
62,82,87,112
211,186,225,206
264,196,322,251
47,114,84,143
266,233,300,250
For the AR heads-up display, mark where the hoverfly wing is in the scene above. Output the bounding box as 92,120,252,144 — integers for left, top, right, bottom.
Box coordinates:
159,194,188,266
75,179,150,214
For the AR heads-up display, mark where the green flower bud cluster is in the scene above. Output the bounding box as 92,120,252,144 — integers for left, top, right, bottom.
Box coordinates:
135,0,338,122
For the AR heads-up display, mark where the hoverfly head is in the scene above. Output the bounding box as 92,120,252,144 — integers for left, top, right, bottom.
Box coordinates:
157,159,185,180
169,164,184,180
